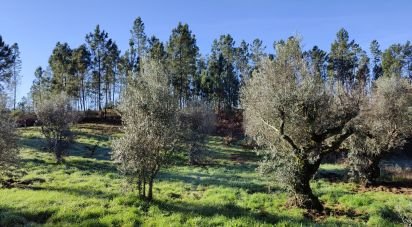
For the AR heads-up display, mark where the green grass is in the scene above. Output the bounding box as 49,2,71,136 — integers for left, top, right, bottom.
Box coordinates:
0,124,410,226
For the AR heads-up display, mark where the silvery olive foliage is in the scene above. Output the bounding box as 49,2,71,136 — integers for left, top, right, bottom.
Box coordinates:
241,37,361,211
35,93,78,163
348,76,412,184
112,60,179,200
178,102,215,165
0,95,18,173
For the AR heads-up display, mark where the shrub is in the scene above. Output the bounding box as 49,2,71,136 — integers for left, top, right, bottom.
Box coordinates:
178,102,215,165
35,93,78,163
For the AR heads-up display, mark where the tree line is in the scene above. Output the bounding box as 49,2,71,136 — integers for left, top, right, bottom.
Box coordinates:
21,18,412,114
28,18,251,112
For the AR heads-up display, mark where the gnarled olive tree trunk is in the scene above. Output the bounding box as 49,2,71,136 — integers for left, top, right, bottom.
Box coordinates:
348,151,382,186
288,158,323,211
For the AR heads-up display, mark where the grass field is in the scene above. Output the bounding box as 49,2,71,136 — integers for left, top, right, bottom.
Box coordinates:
0,124,411,226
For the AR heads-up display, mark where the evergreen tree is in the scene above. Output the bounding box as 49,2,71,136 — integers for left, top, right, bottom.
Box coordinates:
355,50,370,88
48,42,75,96
403,41,412,80
206,37,240,110
117,53,129,96
103,40,120,108
192,56,207,99
112,60,179,201
328,28,360,85
85,25,112,111
242,37,360,211
31,66,51,105
305,46,328,81
235,40,251,84
0,35,15,89
130,17,147,75
250,38,266,69
198,58,214,102
9,43,21,110
370,40,383,80
382,43,404,78
167,22,199,108
147,36,166,63
72,45,91,111
219,35,239,108
206,45,224,107
381,41,412,79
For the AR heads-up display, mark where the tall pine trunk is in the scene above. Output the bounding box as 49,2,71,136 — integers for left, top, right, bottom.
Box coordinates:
98,59,102,112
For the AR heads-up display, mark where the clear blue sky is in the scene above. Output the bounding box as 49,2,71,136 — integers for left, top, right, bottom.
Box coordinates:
1,0,411,102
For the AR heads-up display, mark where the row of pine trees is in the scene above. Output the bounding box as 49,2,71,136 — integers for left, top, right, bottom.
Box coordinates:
28,17,412,112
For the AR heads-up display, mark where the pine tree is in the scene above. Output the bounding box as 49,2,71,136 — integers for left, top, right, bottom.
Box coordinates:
147,36,166,63
403,41,412,80
130,17,147,75
167,22,199,108
192,56,207,99
9,43,21,110
305,46,328,81
103,40,120,108
0,35,15,88
370,40,383,80
208,35,240,109
48,42,75,96
31,66,51,105
235,40,251,84
85,25,112,111
328,28,359,85
355,50,370,88
218,35,239,108
382,43,404,78
72,45,91,111
250,38,266,69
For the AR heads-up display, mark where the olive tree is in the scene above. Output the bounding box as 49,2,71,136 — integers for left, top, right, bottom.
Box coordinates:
112,60,179,201
178,102,215,165
348,76,412,185
35,93,78,163
0,95,18,174
241,38,360,211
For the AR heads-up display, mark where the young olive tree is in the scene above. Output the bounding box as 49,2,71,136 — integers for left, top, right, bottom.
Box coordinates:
0,95,18,174
241,38,360,211
35,93,78,163
178,102,215,165
348,76,412,185
112,60,179,201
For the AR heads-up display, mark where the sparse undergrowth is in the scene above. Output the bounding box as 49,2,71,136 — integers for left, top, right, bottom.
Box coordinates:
0,124,410,226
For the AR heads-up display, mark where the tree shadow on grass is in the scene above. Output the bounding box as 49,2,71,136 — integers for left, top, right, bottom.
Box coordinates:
0,206,55,225
152,199,308,225
159,171,275,193
69,141,111,161
19,136,45,150
39,186,119,201
20,135,112,161
20,137,115,173
63,158,117,175
72,130,110,142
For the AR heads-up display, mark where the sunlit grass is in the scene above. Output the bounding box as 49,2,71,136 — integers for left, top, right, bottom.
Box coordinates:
0,124,410,226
